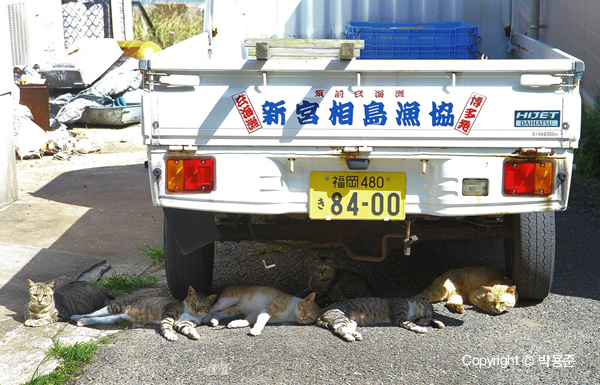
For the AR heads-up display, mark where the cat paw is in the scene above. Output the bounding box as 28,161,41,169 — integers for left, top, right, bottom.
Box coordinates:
209,318,219,327
24,319,36,327
411,325,428,334
227,320,250,329
249,327,262,336
432,320,445,329
163,331,179,341
76,318,91,327
352,332,363,341
446,303,465,314
341,333,356,342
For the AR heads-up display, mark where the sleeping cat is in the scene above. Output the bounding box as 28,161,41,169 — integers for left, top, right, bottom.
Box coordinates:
25,279,114,327
316,296,445,342
72,286,216,341
298,252,375,306
206,285,319,336
420,266,518,315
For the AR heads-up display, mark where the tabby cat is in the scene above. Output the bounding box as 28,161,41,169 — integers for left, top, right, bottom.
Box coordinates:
206,285,320,336
298,252,375,306
25,279,114,327
420,266,518,315
72,286,216,341
316,296,445,342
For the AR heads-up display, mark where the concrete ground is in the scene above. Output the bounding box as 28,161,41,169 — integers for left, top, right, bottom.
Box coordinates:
0,124,163,385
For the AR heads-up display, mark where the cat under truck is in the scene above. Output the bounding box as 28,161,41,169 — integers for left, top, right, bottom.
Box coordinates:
139,0,584,301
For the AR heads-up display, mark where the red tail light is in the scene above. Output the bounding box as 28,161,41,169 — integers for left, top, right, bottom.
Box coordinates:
166,158,214,193
503,161,552,196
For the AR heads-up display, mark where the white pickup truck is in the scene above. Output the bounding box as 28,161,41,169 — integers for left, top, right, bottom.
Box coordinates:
140,0,584,301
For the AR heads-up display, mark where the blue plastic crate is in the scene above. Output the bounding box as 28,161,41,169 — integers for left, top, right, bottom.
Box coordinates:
346,21,478,49
359,45,477,60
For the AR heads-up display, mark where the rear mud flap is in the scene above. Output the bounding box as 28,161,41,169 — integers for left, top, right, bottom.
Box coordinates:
163,208,220,255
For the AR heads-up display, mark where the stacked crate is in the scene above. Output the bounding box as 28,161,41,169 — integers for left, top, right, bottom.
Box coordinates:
346,21,479,60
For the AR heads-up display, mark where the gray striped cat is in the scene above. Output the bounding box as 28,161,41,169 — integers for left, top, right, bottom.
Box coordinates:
299,252,375,306
71,286,216,341
25,279,115,327
316,296,445,342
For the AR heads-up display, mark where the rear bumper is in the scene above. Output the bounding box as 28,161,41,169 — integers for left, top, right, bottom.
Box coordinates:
146,146,573,217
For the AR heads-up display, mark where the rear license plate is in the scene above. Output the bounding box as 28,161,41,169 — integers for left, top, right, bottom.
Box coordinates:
309,172,406,220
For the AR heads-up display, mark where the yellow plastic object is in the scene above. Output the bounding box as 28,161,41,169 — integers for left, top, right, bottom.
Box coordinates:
117,40,161,60
534,162,553,196
166,159,184,192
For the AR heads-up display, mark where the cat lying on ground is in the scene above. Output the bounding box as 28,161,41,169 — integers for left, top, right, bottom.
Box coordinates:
72,286,216,341
316,296,445,342
420,266,518,315
298,252,375,306
25,279,114,327
206,285,319,336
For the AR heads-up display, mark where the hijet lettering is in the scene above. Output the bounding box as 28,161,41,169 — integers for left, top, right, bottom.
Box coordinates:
514,110,560,127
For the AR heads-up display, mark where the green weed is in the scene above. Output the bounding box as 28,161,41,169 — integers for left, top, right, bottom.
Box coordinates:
133,4,204,48
115,319,134,329
94,272,157,293
137,242,165,266
25,339,101,385
575,94,600,178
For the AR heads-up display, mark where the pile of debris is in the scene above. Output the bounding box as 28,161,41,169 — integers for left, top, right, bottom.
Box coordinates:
14,38,157,160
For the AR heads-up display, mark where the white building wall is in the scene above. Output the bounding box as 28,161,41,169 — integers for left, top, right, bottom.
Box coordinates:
0,4,18,208
519,0,599,105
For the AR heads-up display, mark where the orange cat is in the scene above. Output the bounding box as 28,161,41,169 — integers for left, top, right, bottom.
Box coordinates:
205,285,319,336
421,267,518,315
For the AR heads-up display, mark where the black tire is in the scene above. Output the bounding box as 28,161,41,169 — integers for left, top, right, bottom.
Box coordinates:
504,212,555,300
164,216,214,300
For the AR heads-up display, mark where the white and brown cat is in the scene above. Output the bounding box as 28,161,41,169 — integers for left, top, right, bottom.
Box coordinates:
421,266,518,315
206,285,319,336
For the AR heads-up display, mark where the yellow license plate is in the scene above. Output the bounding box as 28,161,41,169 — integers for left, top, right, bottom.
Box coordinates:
309,172,406,220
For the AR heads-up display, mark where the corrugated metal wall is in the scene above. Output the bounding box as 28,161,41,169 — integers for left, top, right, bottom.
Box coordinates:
214,0,511,59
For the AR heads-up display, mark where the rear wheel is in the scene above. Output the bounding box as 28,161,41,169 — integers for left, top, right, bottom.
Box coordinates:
164,216,214,300
504,212,555,300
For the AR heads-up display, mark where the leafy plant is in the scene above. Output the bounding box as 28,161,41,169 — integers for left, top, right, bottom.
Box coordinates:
94,272,157,293
25,339,101,385
133,4,204,48
137,242,165,266
575,94,600,178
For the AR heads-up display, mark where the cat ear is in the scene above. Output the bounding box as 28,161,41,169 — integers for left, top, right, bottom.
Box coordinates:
304,292,317,302
48,281,57,290
311,251,319,261
507,285,517,295
207,294,217,304
481,286,493,292
326,252,336,261
188,286,197,295
27,279,35,288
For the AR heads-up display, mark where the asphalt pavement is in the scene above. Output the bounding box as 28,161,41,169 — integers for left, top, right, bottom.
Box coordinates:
0,124,163,385
1,124,599,385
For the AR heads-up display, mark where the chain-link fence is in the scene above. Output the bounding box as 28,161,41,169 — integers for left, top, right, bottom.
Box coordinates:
62,0,113,50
